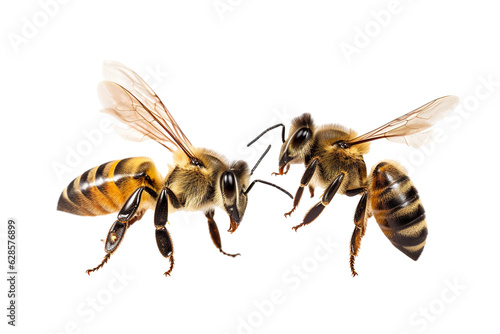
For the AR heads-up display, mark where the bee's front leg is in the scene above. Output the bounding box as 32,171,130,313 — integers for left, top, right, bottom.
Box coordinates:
205,210,240,258
285,158,319,217
292,172,345,231
272,163,290,176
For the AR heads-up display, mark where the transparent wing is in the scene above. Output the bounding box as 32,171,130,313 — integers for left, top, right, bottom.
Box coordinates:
98,61,196,159
346,95,459,147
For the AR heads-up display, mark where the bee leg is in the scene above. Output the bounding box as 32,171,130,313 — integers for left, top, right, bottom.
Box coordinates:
156,227,174,277
154,188,176,277
86,187,146,275
126,209,145,227
285,158,319,217
292,172,345,231
98,211,144,243
345,187,365,197
308,185,315,198
205,210,241,258
350,190,368,277
271,163,290,176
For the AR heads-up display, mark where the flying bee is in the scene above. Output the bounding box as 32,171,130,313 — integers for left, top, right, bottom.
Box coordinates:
248,96,459,276
57,61,292,277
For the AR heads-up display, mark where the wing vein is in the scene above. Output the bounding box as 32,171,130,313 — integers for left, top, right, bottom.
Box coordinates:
98,61,197,160
345,96,459,148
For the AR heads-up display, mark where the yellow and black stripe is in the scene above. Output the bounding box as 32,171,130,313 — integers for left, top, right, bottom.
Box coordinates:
57,157,163,216
369,161,427,261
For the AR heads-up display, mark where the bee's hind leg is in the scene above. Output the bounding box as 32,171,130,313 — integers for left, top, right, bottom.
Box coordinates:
205,210,240,258
86,187,147,275
349,190,368,277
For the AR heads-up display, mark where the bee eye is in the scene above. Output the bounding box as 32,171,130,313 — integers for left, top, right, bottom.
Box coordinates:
221,171,236,200
291,128,312,147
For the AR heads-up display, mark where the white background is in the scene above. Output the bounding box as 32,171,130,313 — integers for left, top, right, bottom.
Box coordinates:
1,1,499,333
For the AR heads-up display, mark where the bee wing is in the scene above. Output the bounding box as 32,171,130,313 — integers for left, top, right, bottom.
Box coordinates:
98,61,197,159
345,95,459,147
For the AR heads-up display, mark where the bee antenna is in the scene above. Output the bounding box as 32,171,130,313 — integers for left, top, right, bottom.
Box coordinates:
243,180,293,199
250,145,271,176
247,124,286,147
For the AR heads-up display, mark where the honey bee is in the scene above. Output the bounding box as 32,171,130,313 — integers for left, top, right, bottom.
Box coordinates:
248,96,459,276
57,61,292,277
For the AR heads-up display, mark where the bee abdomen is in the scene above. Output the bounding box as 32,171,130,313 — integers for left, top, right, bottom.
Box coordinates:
369,161,427,261
57,157,163,216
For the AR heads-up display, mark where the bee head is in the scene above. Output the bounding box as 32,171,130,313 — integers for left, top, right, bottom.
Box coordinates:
220,151,293,233
220,160,250,233
278,113,315,173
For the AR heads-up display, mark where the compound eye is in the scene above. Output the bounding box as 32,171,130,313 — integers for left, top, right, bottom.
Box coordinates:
221,171,236,200
291,128,312,147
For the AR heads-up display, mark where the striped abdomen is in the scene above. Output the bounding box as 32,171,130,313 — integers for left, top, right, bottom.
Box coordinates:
369,161,427,261
58,157,163,216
